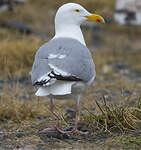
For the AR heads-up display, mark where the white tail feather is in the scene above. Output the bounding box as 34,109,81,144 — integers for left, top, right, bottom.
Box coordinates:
35,81,74,96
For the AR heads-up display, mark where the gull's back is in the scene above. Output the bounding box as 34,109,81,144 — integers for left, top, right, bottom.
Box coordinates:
31,38,95,97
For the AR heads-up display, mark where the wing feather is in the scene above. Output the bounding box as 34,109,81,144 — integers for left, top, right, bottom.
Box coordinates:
31,38,95,87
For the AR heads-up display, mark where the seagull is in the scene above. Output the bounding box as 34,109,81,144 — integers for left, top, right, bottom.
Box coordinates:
31,3,104,134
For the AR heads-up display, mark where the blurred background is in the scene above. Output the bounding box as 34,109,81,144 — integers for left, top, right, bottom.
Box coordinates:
0,0,140,77
0,0,140,98
0,0,140,74
0,0,141,149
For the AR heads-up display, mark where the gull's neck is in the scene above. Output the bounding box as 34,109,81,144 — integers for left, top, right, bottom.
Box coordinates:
53,24,86,46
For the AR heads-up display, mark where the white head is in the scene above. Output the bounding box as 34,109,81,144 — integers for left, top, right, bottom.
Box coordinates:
54,3,105,45
55,3,104,25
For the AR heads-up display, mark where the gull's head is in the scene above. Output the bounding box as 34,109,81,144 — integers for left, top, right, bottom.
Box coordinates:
55,3,105,26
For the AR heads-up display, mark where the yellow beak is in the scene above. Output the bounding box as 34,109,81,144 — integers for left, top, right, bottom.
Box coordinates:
85,14,105,23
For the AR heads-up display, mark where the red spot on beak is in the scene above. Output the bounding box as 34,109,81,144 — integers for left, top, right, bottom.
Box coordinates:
96,19,101,22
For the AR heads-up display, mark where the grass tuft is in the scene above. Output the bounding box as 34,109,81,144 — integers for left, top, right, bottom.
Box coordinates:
83,97,141,133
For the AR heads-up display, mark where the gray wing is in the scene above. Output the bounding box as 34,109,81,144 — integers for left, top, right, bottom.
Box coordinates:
31,38,95,86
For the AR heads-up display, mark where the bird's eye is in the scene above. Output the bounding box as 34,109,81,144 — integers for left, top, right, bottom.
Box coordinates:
75,9,80,12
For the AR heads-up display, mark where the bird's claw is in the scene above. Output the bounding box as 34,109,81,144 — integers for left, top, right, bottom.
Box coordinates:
40,126,88,135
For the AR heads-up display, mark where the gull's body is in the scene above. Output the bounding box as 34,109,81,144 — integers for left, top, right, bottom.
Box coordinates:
32,38,95,99
31,3,104,134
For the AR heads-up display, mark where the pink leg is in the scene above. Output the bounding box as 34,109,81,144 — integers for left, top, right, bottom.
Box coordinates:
50,97,56,127
41,97,88,134
70,98,88,134
40,97,57,132
40,97,71,133
40,97,69,133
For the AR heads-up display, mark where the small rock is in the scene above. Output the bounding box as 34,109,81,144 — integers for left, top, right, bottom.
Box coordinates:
0,80,4,90
18,148,35,150
40,131,73,141
16,133,25,138
36,147,48,150
120,69,130,75
113,63,131,75
41,131,59,138
37,116,44,120
61,126,74,131
123,90,132,97
0,135,6,141
98,135,106,141
92,135,97,139
18,76,29,85
0,128,3,134
103,95,111,101
92,135,106,141
20,93,30,100
30,125,36,129
65,107,76,119
82,134,89,140
102,64,112,74
130,71,141,79
62,133,73,139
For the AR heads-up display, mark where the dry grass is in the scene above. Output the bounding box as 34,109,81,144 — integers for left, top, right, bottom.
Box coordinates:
0,83,140,134
0,34,43,78
83,97,141,133
0,87,48,122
